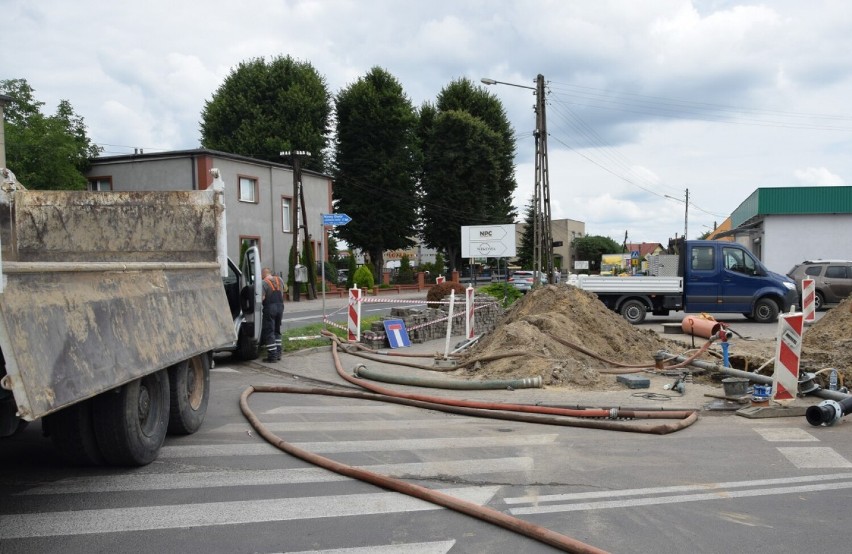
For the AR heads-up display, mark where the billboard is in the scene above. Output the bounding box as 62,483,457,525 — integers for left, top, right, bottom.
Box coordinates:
461,224,517,258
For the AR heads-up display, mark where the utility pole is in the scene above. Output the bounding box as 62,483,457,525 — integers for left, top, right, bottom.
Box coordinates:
534,74,554,285
281,150,315,301
684,188,689,241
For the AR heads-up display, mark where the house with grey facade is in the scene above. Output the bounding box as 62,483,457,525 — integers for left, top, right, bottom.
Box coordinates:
85,149,333,282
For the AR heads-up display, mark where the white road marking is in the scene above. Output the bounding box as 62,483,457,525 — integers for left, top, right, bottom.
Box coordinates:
777,447,852,468
504,472,852,505
509,480,852,515
209,418,498,433
159,434,558,458
0,487,499,539
21,457,533,495
281,541,455,554
753,427,819,442
211,366,240,373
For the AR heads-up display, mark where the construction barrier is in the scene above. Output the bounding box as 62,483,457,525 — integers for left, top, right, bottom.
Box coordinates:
465,286,475,340
802,278,816,324
772,312,803,404
348,287,362,342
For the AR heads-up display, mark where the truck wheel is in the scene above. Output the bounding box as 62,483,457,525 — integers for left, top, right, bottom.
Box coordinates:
236,325,259,361
44,399,105,466
620,299,647,324
167,354,210,435
93,370,170,466
752,298,779,323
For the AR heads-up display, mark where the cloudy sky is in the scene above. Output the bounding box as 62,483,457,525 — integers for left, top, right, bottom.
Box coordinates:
4,0,851,245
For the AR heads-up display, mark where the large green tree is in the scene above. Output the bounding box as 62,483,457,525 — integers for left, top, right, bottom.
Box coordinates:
515,195,537,269
1,79,101,189
573,235,622,272
332,67,420,281
419,79,518,272
200,56,330,171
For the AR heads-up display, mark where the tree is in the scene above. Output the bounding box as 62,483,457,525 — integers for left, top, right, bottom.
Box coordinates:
200,56,330,171
573,235,622,273
397,254,414,284
1,79,102,189
332,67,420,282
419,78,518,272
515,195,537,269
420,109,502,272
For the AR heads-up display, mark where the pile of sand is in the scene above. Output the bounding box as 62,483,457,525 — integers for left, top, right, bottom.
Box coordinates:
802,295,852,381
460,285,671,389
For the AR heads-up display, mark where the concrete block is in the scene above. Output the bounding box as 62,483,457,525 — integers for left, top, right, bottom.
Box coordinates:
616,374,650,389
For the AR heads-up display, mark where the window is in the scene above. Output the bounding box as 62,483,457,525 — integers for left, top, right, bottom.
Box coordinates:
88,178,112,191
723,247,758,275
238,176,258,203
805,266,823,277
690,246,714,271
825,266,850,279
282,197,292,232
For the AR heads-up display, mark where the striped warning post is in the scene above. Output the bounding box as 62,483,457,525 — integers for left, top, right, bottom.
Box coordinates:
465,286,475,340
802,278,816,324
771,312,803,404
348,287,362,342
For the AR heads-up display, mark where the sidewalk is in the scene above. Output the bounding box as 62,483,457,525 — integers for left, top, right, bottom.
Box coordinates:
284,289,429,314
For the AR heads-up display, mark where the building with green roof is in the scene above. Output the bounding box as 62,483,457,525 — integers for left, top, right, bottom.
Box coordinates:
724,186,852,273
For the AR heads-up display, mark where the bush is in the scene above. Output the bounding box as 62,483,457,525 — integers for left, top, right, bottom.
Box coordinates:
426,282,467,308
353,265,375,290
478,282,522,308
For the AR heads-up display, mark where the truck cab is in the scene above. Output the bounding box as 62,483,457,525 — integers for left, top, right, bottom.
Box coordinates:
683,241,797,322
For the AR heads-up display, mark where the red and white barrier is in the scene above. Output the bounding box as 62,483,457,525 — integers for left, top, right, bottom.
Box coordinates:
348,287,362,342
435,275,446,284
465,286,475,340
772,312,803,404
802,278,816,324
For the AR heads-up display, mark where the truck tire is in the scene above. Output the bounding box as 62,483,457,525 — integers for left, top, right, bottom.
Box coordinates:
620,299,647,324
44,399,105,466
236,323,259,361
752,298,779,323
92,370,170,466
167,354,210,435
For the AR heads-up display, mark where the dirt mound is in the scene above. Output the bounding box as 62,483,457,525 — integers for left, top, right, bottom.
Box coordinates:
460,285,670,388
802,295,852,381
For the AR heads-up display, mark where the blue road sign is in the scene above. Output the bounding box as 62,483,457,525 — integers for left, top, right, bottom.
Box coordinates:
383,319,411,349
321,213,352,226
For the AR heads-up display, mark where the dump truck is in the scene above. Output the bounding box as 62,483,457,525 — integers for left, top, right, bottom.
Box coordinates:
0,167,251,466
575,240,797,324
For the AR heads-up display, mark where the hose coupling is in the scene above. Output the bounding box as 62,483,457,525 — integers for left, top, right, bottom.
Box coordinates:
608,408,619,419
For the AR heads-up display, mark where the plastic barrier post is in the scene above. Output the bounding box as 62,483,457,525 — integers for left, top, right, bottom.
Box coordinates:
772,312,803,404
465,286,475,340
802,278,816,324
348,287,362,342
443,290,456,358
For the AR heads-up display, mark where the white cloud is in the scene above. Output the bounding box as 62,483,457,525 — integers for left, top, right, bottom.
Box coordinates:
794,167,845,186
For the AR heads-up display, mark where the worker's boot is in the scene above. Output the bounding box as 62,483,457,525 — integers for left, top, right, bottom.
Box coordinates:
274,345,282,361
263,346,278,363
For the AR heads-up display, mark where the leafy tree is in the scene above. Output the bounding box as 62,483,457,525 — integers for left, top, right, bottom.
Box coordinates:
515,195,537,269
419,79,518,272
353,265,375,290
1,79,102,189
200,56,330,171
573,235,622,272
332,67,420,282
420,109,502,272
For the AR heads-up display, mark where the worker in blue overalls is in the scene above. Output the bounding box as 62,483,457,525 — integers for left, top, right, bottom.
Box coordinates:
261,267,286,362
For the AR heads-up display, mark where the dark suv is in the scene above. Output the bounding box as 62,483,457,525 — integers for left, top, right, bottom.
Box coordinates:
787,260,852,310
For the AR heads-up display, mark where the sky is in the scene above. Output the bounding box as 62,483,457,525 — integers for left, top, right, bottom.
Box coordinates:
4,0,852,246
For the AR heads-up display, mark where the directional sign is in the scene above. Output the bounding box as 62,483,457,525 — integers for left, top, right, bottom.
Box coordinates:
461,224,516,258
321,213,352,226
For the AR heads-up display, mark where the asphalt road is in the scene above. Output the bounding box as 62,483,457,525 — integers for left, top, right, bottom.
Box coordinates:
1,304,849,553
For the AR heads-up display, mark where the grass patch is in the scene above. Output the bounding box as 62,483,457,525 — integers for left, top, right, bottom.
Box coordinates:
477,282,521,308
282,315,382,352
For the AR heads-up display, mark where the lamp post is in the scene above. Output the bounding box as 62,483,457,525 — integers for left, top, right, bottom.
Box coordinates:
481,75,553,286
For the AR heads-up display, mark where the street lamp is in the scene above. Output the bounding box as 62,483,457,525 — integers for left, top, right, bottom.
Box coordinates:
481,75,554,286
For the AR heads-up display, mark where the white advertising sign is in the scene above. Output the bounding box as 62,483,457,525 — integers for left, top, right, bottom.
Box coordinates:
461,224,517,258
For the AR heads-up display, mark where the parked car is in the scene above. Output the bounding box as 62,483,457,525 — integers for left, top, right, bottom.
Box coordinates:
787,260,852,310
508,270,547,292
